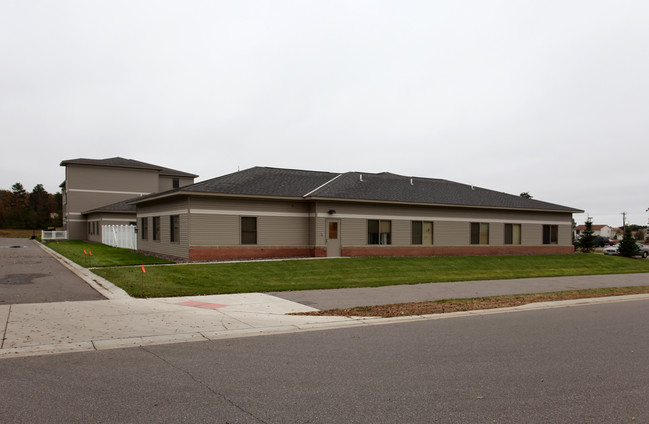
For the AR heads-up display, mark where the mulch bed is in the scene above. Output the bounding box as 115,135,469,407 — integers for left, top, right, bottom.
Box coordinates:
291,287,649,318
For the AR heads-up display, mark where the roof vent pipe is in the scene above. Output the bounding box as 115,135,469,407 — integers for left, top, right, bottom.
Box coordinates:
360,174,363,182
410,178,414,186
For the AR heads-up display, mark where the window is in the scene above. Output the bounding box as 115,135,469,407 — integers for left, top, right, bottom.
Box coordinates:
241,217,257,245
141,218,148,240
543,224,558,244
170,215,179,243
172,178,180,189
88,222,92,235
328,221,338,239
470,222,490,244
412,221,433,245
368,220,391,245
153,217,160,241
504,224,521,245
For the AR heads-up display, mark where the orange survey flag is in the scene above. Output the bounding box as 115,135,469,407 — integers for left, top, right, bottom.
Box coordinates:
84,249,87,255
141,265,146,273
89,251,92,256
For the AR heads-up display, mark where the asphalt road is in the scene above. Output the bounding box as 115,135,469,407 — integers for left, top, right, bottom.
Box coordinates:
1,298,647,423
0,238,104,304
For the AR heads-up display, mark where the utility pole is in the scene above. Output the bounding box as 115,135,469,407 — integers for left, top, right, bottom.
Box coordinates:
621,211,627,229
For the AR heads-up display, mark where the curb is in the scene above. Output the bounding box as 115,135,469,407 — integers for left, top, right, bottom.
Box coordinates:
34,240,131,300
3,291,648,360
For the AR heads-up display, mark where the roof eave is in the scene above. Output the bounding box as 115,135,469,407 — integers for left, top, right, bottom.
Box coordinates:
128,191,305,205
159,171,199,178
306,196,583,214
82,209,136,215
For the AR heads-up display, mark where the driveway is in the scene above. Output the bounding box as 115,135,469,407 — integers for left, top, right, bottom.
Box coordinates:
0,238,105,305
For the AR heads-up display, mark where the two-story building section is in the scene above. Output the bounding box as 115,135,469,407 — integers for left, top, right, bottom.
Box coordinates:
60,157,198,240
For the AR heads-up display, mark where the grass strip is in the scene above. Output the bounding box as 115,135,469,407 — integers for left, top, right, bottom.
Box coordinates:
91,254,649,298
43,240,173,267
0,229,40,239
294,286,649,317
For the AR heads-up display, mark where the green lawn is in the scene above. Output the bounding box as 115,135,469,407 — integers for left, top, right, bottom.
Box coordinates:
43,240,174,267
91,254,649,298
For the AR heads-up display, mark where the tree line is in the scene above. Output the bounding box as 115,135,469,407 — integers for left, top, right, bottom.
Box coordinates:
0,183,62,229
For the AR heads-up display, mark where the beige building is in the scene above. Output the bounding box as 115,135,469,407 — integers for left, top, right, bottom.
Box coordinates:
573,224,614,240
60,157,197,240
129,167,582,261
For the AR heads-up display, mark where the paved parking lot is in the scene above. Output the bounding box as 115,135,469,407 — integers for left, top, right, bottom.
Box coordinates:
0,238,105,305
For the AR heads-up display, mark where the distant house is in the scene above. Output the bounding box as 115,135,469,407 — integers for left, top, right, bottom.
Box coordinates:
60,157,197,241
611,227,624,240
574,224,614,240
129,167,582,261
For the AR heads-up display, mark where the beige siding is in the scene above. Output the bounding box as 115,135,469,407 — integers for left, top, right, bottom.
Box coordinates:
158,176,195,191
258,216,310,245
314,216,326,245
312,201,574,248
340,218,366,245
136,198,190,259
66,220,87,240
136,195,575,257
190,197,307,214
521,223,572,245
138,198,188,215
187,198,310,247
68,192,136,215
558,224,572,245
522,224,541,245
490,222,505,245
62,162,196,241
138,214,189,259
67,166,158,194
314,201,572,224
190,214,310,246
391,220,410,246
190,214,239,245
435,221,469,246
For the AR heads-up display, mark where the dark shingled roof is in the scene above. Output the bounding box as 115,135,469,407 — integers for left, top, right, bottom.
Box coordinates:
309,172,580,212
60,157,198,178
83,199,136,215
182,167,340,197
132,166,582,213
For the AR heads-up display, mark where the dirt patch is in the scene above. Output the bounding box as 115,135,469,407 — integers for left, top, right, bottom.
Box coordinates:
292,286,649,318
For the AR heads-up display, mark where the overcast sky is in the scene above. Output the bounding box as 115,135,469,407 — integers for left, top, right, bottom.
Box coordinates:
1,1,648,227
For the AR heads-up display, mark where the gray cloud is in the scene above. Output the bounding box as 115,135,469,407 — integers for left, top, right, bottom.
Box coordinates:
1,0,648,226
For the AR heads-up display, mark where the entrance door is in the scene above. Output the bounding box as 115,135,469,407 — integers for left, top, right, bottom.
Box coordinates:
325,219,341,257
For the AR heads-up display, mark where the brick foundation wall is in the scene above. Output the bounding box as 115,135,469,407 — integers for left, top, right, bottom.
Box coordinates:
187,244,573,261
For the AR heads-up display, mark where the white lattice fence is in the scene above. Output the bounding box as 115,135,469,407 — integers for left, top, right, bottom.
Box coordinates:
102,225,137,250
41,230,68,241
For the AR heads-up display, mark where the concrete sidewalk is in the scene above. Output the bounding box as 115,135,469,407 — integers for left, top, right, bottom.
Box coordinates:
0,292,360,358
270,273,649,310
2,242,648,359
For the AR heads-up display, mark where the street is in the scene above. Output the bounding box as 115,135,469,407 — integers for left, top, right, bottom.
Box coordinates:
2,298,647,423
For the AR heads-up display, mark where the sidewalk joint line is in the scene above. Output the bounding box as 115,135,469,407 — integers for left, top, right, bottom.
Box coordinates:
1,305,11,349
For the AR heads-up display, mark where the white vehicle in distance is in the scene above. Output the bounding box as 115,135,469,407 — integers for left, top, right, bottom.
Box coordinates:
603,243,649,258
